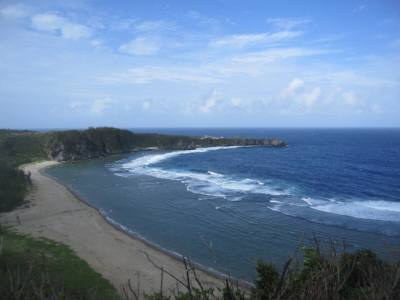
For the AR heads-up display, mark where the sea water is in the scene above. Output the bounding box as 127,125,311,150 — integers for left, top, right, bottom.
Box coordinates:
46,128,400,280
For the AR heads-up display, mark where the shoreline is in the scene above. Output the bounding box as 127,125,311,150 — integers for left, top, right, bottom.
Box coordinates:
42,164,248,286
0,161,230,296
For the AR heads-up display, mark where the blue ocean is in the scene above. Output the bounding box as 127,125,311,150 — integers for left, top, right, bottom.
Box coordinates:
47,128,400,280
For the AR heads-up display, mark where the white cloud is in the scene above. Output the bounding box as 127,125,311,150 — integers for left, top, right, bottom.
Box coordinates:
31,13,64,31
302,87,321,108
90,98,113,116
210,30,303,48
282,78,304,97
31,13,91,40
61,23,91,40
267,18,311,30
199,90,223,113
119,36,161,55
0,3,30,18
232,47,328,63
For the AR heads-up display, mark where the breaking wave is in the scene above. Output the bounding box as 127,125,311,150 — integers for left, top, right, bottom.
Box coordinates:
109,147,291,201
109,147,400,229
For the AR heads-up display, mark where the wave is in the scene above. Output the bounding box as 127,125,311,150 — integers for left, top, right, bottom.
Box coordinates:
110,147,291,201
302,197,400,222
122,146,240,170
110,147,400,229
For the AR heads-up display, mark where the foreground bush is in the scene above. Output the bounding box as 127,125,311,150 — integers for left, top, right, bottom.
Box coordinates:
1,228,399,299
251,246,400,300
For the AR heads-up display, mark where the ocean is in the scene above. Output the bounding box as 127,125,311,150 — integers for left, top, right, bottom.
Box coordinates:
46,128,400,280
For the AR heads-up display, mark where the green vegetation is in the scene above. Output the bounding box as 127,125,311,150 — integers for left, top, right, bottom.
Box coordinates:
0,165,31,212
0,130,46,212
249,246,400,300
0,226,119,299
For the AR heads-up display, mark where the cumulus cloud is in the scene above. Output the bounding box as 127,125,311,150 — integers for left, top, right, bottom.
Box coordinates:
302,87,321,108
282,78,304,97
0,3,30,18
31,13,91,40
199,90,223,113
119,36,161,55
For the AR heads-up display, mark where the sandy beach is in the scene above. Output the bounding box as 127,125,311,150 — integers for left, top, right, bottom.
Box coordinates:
0,161,222,296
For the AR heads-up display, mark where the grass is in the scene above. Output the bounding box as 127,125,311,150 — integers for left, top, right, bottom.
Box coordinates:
0,226,120,299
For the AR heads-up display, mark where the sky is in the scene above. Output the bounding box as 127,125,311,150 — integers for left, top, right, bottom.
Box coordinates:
0,0,399,128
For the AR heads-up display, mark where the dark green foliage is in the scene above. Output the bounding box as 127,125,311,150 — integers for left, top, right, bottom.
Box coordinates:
0,131,46,212
45,127,137,161
0,165,31,212
252,260,279,299
249,246,400,300
0,131,47,167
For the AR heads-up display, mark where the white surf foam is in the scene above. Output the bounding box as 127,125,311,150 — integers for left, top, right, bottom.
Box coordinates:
122,146,239,170
302,197,400,222
113,147,290,200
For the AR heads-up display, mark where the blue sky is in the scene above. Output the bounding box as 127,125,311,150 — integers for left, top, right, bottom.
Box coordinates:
0,0,399,128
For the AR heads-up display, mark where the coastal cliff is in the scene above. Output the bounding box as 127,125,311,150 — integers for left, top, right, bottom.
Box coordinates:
45,127,287,161
0,127,286,163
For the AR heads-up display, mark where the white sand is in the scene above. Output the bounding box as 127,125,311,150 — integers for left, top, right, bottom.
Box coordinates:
0,161,222,297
